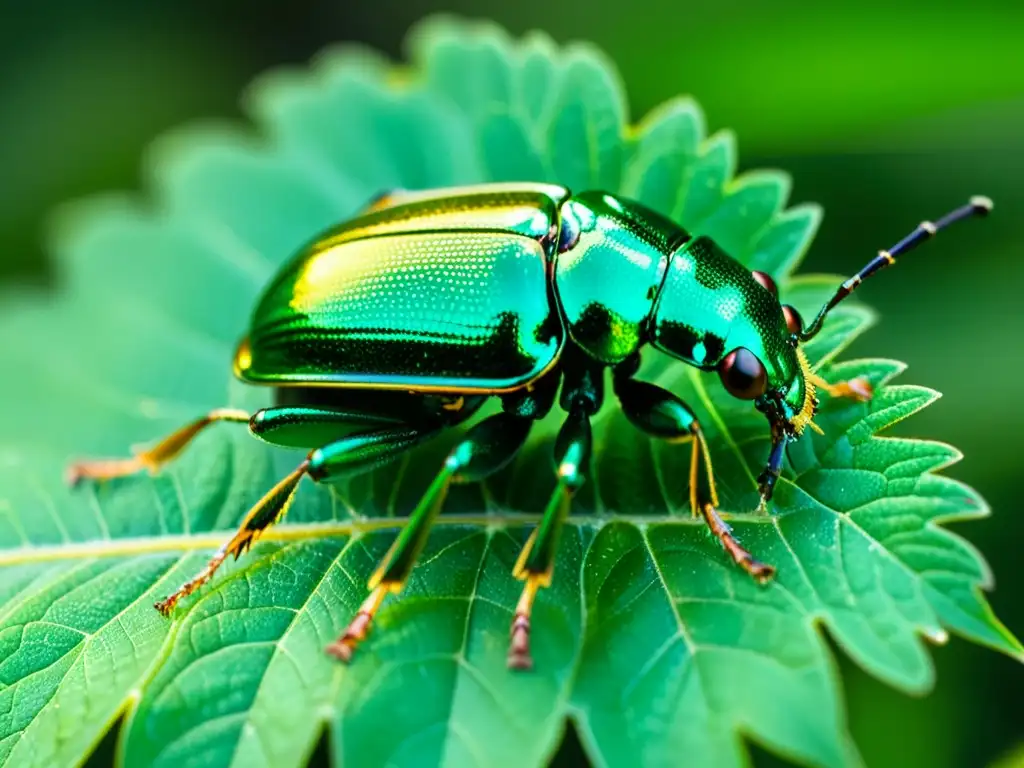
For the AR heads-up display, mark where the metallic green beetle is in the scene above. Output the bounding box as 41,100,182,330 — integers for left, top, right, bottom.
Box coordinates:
68,182,991,669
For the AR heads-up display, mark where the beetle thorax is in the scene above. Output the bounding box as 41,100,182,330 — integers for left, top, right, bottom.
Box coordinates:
552,191,688,365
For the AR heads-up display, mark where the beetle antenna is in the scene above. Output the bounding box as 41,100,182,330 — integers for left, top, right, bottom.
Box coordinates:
799,196,993,341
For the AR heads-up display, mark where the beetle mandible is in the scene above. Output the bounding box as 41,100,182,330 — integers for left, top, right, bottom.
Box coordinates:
68,183,991,669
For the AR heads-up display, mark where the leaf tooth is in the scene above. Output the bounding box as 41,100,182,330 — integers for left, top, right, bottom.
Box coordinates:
548,45,627,193
699,169,791,261
620,97,706,217
859,384,941,436
680,129,736,229
747,202,823,279
856,438,961,482
515,30,561,127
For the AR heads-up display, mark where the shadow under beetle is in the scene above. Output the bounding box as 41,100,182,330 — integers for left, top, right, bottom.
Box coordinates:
68,183,992,669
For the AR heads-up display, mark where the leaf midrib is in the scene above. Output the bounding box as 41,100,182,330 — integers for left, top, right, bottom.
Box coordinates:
0,513,793,567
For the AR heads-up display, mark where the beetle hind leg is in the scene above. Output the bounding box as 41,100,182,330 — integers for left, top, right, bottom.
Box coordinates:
325,583,389,662
66,407,251,485
327,411,537,664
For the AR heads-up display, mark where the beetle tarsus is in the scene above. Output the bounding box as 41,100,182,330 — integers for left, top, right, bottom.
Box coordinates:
507,574,545,670
154,596,177,617
812,374,873,402
742,556,776,584
756,474,777,506
154,545,229,616
327,584,389,663
508,615,533,671
65,456,150,486
700,503,776,584
66,408,251,486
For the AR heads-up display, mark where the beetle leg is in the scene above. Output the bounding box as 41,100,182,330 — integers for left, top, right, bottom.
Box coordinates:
755,423,787,507
328,412,536,663
66,408,250,485
154,424,427,616
154,458,310,615
698,503,775,583
692,426,721,510
809,372,873,403
326,584,389,661
508,406,591,670
614,373,775,583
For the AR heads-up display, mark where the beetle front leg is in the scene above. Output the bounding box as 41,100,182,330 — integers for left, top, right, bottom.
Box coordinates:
615,373,775,583
753,371,875,504
66,408,251,485
756,424,788,508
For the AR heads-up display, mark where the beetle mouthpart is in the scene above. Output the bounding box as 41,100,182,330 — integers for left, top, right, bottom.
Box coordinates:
789,347,817,435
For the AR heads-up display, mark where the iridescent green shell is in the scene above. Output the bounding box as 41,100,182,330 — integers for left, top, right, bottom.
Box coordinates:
553,191,684,365
235,182,803,412
235,184,569,393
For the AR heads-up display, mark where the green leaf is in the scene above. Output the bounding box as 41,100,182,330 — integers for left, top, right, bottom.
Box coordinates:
0,15,1019,768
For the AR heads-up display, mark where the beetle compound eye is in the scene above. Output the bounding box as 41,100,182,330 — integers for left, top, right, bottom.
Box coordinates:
781,304,803,335
719,347,768,400
751,271,778,296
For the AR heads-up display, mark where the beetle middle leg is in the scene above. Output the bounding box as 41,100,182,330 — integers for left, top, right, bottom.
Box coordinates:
614,369,775,584
503,360,597,669
507,406,592,669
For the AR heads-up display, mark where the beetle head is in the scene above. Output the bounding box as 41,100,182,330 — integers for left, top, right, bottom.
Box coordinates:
649,239,818,438
690,196,993,442
711,269,817,438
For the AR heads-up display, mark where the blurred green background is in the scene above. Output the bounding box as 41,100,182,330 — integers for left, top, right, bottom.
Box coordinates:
1,1,1021,766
